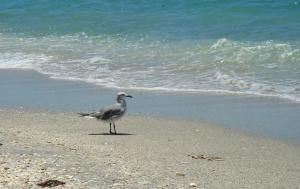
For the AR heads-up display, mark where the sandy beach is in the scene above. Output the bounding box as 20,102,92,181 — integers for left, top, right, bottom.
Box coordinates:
0,109,299,188
1,1,300,188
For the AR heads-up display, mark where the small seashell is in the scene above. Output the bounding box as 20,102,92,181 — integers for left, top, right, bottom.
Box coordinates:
189,182,197,187
113,183,123,186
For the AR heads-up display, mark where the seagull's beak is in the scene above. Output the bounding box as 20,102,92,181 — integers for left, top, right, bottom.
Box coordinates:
126,95,133,98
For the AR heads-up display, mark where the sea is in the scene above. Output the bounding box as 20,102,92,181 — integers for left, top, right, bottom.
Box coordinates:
0,0,300,102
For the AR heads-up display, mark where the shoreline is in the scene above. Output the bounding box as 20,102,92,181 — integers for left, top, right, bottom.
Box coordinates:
0,109,299,188
0,69,300,144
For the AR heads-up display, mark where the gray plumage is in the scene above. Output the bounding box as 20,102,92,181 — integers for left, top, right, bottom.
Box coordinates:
78,92,132,134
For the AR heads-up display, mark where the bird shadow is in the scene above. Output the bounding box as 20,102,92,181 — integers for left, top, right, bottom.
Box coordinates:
88,133,134,136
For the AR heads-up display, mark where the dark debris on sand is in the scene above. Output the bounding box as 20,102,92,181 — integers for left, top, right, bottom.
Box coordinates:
37,180,65,188
188,154,224,161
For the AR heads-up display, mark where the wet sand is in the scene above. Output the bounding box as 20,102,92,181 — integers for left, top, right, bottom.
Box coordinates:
0,109,299,188
1,69,300,144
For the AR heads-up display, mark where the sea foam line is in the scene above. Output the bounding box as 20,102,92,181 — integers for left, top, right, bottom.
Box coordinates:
47,74,300,103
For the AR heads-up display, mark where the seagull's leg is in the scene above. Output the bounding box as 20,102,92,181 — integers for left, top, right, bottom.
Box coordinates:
109,122,113,134
113,122,117,135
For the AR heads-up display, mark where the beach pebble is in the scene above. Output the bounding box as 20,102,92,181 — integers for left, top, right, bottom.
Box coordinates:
189,183,197,187
176,172,185,176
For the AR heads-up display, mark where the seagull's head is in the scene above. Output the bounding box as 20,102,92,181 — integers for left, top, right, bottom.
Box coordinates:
117,92,133,101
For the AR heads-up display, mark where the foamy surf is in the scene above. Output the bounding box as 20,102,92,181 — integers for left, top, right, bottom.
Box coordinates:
0,34,299,102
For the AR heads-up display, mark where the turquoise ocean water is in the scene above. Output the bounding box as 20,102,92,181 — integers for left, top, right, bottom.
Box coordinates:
0,0,300,102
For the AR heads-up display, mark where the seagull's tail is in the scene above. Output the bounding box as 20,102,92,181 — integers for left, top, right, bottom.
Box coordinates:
78,111,102,119
78,112,91,117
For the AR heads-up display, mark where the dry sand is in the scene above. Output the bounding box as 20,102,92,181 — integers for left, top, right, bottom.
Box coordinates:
0,109,299,188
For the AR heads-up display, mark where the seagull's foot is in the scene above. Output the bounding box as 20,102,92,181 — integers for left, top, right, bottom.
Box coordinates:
109,131,113,135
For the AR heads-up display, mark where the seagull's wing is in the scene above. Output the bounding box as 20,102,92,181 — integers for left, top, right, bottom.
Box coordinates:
78,103,124,120
99,103,124,121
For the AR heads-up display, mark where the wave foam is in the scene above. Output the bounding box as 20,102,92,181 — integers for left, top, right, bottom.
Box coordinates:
0,34,299,103
0,52,51,70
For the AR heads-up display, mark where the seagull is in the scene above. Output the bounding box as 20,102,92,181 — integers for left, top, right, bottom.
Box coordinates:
78,92,133,134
